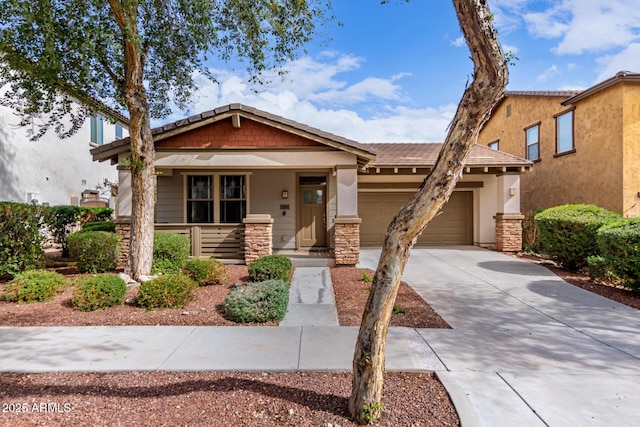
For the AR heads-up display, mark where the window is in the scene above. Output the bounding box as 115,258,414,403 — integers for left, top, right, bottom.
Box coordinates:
186,174,247,223
555,109,574,154
90,114,103,145
187,176,213,223
115,123,123,139
488,141,499,150
220,175,246,223
506,104,512,118
525,123,540,160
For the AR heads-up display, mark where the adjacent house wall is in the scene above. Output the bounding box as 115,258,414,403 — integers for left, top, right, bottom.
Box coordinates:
478,93,624,214
0,102,126,206
622,83,640,217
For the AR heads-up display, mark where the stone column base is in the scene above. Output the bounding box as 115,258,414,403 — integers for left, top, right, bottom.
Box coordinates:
494,213,524,253
334,216,361,265
243,214,274,264
115,218,131,268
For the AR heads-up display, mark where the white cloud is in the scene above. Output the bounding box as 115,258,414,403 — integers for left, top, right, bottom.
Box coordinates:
596,43,640,80
450,37,465,47
537,65,560,82
154,52,454,142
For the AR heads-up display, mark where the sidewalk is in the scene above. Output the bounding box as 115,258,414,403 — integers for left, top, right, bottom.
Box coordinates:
2,247,640,426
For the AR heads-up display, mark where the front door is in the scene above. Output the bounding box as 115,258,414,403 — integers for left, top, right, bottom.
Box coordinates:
298,176,327,247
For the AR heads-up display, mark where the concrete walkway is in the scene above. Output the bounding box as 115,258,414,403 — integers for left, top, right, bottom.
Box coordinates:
279,267,339,326
2,247,640,426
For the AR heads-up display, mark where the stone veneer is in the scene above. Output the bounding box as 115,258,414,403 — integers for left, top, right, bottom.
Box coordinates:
494,213,524,252
243,214,274,264
334,216,361,265
114,219,131,268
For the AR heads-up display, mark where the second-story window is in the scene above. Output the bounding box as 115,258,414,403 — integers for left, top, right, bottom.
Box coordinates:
525,123,540,160
90,114,103,145
488,141,499,150
115,123,123,139
555,109,574,154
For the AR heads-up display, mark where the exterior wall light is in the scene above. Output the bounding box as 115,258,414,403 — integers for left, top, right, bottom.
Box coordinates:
282,190,288,199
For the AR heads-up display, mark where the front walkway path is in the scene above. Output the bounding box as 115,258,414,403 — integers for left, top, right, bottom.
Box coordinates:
279,267,339,327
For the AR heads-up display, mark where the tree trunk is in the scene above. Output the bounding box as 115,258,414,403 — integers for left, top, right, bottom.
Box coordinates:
349,0,508,424
109,0,155,279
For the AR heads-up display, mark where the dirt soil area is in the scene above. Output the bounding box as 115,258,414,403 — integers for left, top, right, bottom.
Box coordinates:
1,254,458,426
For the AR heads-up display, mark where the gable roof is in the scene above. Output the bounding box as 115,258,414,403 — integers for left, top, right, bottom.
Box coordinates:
504,90,580,98
562,71,640,105
92,104,376,167
363,143,531,169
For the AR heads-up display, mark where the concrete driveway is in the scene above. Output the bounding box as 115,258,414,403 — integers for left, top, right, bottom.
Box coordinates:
360,246,640,427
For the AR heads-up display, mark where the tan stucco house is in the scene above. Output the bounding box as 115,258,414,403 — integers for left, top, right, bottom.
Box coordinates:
478,71,640,217
92,104,531,265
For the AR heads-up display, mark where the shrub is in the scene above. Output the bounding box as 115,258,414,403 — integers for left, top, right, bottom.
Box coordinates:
78,207,113,223
151,233,191,274
223,280,290,323
72,274,127,311
67,231,120,273
136,274,197,309
79,221,115,233
586,255,612,281
522,209,543,253
182,257,228,286
248,255,292,282
0,202,47,277
2,270,67,303
45,205,82,257
597,218,640,290
535,204,620,271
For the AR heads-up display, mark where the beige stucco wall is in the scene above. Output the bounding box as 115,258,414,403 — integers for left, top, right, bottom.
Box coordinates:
478,93,625,213
622,83,640,217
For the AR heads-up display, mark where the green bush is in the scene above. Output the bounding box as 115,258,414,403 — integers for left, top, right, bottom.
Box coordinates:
72,274,126,311
0,202,47,277
586,255,611,281
223,280,290,323
79,221,115,233
78,207,113,223
151,233,191,274
46,205,82,257
248,255,292,282
535,204,620,271
597,218,640,290
182,257,228,286
2,270,67,303
136,274,197,309
67,231,120,273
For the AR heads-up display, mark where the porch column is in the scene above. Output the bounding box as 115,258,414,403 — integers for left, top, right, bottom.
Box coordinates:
116,165,132,218
243,214,274,264
114,218,131,268
335,166,361,265
494,174,523,252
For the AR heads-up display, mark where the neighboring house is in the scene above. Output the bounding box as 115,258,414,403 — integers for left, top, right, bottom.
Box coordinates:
92,104,531,265
478,71,640,218
0,96,129,207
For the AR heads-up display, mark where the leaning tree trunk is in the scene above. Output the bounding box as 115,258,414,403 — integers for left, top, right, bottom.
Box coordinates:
110,0,155,279
349,0,508,423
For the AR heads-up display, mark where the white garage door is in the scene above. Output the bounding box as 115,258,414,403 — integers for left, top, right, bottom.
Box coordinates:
358,191,473,246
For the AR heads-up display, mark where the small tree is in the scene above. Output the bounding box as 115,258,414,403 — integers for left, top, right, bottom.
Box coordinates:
1,0,333,280
349,0,508,423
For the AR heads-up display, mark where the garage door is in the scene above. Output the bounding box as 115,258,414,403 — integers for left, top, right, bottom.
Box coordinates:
358,191,473,245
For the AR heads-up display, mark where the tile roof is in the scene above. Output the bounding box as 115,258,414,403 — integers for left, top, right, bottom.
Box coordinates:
504,90,581,98
362,143,531,168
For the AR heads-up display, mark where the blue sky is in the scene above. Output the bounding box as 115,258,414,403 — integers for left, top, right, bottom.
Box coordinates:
161,0,640,143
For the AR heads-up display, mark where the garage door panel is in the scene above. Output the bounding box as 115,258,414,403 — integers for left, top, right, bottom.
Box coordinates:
359,191,473,245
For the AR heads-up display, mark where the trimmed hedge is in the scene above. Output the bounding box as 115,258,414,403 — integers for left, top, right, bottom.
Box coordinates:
597,218,640,290
223,280,290,323
182,257,228,286
67,231,121,273
137,274,197,309
151,233,191,274
72,274,127,311
535,204,620,271
2,270,67,303
248,254,292,282
79,221,115,233
0,202,47,277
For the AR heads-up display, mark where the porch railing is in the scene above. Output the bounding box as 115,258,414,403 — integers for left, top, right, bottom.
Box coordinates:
154,223,245,260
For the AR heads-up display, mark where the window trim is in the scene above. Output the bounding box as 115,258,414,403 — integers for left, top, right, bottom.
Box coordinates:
90,114,104,146
554,107,576,155
182,172,250,224
524,122,541,161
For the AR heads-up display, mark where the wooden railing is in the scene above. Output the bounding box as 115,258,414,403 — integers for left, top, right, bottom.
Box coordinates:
154,223,245,260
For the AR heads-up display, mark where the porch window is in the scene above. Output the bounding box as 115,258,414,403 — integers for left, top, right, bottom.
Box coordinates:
187,176,213,223
220,175,246,223
525,123,540,160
